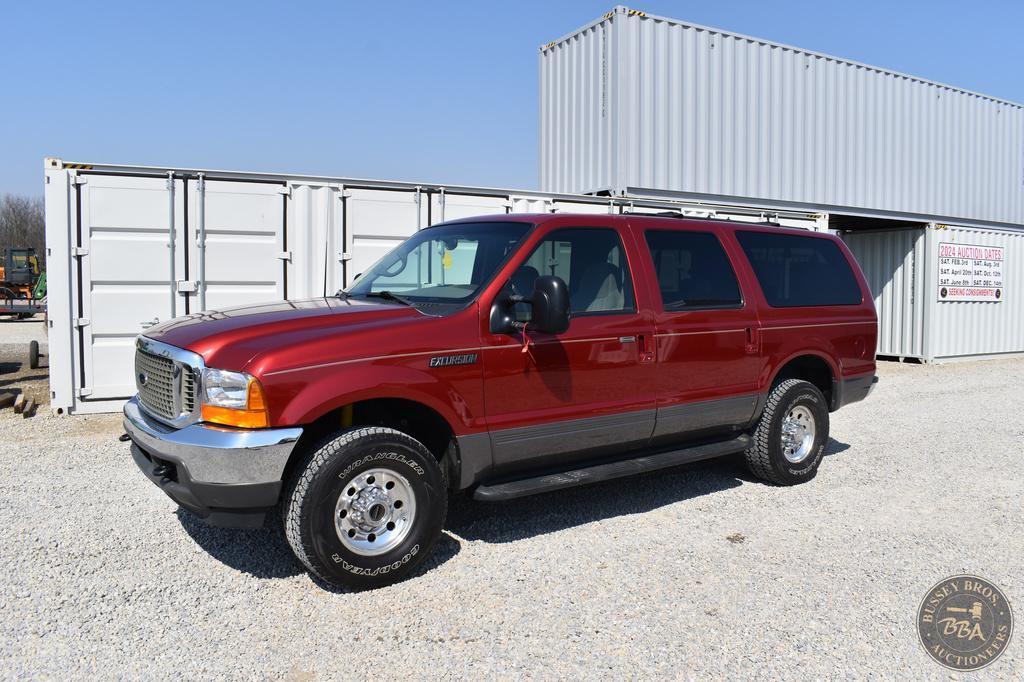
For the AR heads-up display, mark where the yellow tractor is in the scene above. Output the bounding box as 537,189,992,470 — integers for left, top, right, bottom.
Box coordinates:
0,247,46,319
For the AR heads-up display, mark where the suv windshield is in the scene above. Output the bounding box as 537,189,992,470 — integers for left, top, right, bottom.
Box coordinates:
344,221,531,306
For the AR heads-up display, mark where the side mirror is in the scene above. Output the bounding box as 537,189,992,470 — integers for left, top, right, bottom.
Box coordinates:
529,275,570,334
488,275,570,335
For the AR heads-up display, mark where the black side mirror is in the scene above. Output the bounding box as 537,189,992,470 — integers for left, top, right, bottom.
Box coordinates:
489,275,571,335
529,275,570,334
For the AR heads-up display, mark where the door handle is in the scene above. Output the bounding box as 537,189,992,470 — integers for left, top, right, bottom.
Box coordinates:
619,336,637,343
745,327,760,354
637,333,655,364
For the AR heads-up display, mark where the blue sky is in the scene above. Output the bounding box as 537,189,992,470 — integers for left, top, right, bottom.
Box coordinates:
2,0,1022,197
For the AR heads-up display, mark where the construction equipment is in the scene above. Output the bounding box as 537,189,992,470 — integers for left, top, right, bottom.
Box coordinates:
0,248,46,318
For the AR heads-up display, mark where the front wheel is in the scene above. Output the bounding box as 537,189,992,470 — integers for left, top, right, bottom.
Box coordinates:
744,379,830,485
283,426,447,590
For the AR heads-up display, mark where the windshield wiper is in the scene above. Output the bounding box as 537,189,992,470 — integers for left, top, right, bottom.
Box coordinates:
363,290,414,306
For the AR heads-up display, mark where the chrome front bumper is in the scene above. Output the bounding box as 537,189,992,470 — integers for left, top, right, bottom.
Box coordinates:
123,396,303,485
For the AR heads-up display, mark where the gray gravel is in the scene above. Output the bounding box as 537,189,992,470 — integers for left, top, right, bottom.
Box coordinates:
0,318,47,349
1,358,1022,679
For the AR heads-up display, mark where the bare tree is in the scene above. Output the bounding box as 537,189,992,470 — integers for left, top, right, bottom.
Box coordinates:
0,195,46,267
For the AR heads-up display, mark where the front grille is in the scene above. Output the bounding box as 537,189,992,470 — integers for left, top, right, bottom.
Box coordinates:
182,371,196,413
136,349,187,422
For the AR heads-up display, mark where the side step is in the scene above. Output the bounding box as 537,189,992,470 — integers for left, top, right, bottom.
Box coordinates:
473,434,751,502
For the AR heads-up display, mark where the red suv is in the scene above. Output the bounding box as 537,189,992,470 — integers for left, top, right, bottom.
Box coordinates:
124,214,877,589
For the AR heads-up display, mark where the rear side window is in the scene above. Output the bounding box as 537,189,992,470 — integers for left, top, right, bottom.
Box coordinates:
736,231,862,307
644,230,742,310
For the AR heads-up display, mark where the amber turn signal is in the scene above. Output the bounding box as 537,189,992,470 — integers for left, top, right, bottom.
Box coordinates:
201,378,270,428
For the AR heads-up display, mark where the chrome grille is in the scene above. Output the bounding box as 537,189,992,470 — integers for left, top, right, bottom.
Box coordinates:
182,371,196,412
134,337,204,428
136,349,178,421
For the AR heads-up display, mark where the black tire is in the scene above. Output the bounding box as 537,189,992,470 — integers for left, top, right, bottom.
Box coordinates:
744,379,830,485
28,340,40,369
283,426,447,590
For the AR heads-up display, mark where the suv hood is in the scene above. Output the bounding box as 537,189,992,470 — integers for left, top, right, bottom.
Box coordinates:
143,297,423,370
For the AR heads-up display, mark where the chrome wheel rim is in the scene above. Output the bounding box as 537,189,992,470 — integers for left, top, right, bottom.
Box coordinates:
781,406,816,463
334,467,417,556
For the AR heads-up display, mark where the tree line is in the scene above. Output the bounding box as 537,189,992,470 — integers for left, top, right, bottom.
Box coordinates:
0,195,45,267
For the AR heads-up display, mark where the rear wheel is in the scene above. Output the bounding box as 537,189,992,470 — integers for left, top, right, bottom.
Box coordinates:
744,379,829,485
283,426,447,590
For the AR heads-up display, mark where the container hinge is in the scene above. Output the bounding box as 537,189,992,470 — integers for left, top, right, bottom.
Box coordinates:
77,388,93,397
71,247,89,257
75,318,91,328
276,251,292,261
278,186,291,197
72,175,88,186
176,280,198,293
338,252,352,261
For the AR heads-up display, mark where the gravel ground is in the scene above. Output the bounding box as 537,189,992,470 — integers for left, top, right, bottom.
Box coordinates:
0,318,47,347
1,358,1022,679
0,320,48,407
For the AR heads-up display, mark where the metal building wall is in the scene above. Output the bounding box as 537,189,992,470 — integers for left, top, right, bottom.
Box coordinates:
926,225,1024,360
843,229,927,359
540,7,1024,227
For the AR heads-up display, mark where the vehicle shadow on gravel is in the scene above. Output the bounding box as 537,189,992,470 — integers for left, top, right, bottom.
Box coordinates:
176,510,304,579
823,437,851,457
446,437,851,543
175,509,463,585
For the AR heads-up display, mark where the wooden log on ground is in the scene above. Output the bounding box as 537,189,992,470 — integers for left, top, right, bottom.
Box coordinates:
22,398,36,418
13,394,25,414
0,392,14,410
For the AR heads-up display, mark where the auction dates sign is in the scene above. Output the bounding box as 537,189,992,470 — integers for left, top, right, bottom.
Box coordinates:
938,242,1004,302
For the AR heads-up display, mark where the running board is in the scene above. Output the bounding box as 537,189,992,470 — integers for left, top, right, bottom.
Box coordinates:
473,434,751,502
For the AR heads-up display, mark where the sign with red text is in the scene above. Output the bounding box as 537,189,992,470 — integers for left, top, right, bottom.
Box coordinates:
937,242,1004,302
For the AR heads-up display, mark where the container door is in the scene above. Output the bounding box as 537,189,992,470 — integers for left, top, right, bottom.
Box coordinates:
430,193,509,224
188,179,286,312
75,174,186,401
842,228,926,358
344,188,426,287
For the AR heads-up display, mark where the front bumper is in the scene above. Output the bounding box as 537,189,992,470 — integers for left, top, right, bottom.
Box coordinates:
123,396,303,527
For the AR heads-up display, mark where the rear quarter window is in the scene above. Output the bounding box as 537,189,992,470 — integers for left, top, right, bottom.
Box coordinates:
736,231,862,307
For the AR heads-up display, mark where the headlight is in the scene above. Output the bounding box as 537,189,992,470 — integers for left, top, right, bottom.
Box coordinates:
201,368,269,428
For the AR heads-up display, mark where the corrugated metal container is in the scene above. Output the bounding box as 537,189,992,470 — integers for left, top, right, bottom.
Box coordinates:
540,6,1024,227
843,223,1024,361
843,229,926,359
926,224,1024,360
44,157,821,416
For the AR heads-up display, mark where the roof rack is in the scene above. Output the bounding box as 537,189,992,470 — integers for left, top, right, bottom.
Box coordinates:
621,210,783,227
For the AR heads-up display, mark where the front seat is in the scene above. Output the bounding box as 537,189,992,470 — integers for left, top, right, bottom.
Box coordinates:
572,262,623,312
511,265,540,296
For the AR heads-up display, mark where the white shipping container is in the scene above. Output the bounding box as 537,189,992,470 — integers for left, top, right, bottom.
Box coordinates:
843,223,1024,361
43,157,820,415
540,6,1024,228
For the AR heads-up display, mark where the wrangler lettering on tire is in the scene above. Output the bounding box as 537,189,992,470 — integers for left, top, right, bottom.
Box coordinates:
744,379,830,485
283,427,447,590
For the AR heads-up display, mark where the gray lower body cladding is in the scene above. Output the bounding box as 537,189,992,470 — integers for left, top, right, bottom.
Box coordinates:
461,393,763,485
831,372,879,410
